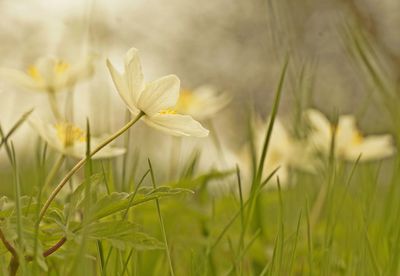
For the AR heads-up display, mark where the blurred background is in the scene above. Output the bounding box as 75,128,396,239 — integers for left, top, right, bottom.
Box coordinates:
0,0,399,177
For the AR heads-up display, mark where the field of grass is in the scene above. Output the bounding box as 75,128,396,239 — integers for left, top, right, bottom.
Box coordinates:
1,1,400,276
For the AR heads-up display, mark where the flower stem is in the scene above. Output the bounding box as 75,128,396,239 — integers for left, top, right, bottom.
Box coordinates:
148,159,175,276
47,92,63,122
43,155,65,190
38,111,144,223
309,183,328,229
0,228,17,258
0,228,19,276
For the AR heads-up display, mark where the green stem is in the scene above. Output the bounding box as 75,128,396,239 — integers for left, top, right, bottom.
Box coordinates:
148,159,175,276
38,111,144,223
43,155,65,190
207,119,227,165
309,182,328,230
47,92,63,122
168,137,181,180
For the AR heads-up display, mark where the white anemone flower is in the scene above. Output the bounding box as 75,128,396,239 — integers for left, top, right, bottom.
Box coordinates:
175,85,231,120
106,48,209,137
29,117,125,159
0,56,94,93
305,109,395,161
242,116,311,189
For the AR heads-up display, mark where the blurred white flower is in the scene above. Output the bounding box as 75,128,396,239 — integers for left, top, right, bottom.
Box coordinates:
198,142,240,196
107,47,208,137
0,56,94,93
29,117,125,159
305,109,395,161
175,85,231,120
242,116,311,189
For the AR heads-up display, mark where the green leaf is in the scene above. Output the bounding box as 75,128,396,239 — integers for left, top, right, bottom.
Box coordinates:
66,173,105,217
82,221,164,250
86,186,193,222
0,196,38,219
171,169,235,190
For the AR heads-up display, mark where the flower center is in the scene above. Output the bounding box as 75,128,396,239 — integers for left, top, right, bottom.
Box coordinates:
351,130,364,145
55,122,86,147
54,61,69,75
175,90,198,113
159,109,177,115
27,65,43,81
27,60,70,82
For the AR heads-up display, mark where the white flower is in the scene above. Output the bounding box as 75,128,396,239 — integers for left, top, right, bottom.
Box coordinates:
0,56,94,93
242,116,310,189
29,117,125,159
106,48,209,137
305,109,395,161
175,85,231,120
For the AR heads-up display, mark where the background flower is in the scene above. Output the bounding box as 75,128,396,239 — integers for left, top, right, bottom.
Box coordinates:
305,109,395,161
29,116,125,159
0,55,94,93
175,85,231,120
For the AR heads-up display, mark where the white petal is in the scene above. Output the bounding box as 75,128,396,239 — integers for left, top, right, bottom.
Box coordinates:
28,117,64,152
337,115,357,149
190,86,231,119
124,48,145,104
267,118,291,150
306,109,331,137
0,68,43,91
254,117,290,154
344,134,395,161
305,109,332,153
35,57,56,84
106,59,139,114
262,164,289,190
137,75,180,116
143,113,209,137
30,117,126,159
66,56,95,86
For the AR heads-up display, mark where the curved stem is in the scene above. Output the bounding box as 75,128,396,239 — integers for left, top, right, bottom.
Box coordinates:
38,111,144,223
0,228,19,276
43,237,67,257
9,257,19,276
26,236,67,262
0,228,17,258
47,92,63,122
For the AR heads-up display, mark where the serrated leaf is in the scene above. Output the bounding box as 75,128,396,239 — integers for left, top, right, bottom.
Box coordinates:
64,173,104,218
171,169,235,189
86,186,193,222
0,196,36,218
137,186,194,196
82,221,164,250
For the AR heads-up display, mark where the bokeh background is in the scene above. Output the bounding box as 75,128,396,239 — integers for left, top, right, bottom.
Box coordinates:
0,0,399,175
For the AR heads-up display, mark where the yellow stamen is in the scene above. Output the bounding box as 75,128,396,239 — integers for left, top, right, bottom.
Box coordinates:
176,89,197,112
159,109,177,115
55,122,86,147
27,65,43,81
352,131,364,145
54,60,69,74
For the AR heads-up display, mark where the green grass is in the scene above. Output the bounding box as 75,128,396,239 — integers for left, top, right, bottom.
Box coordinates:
0,130,399,275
